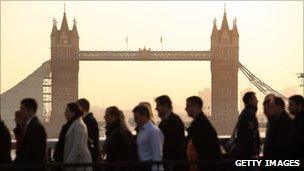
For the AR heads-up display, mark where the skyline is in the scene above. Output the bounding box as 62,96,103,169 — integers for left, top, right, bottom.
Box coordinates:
1,1,303,110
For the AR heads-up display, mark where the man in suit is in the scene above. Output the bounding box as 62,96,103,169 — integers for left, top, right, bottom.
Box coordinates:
14,98,47,165
0,114,12,164
185,96,221,159
77,98,100,162
155,95,187,171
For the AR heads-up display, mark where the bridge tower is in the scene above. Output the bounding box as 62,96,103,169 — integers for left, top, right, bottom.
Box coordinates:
210,10,239,135
48,11,79,137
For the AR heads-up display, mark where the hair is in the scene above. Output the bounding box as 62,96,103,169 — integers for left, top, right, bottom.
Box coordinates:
289,95,304,106
273,96,285,109
186,96,203,108
243,91,256,106
77,98,90,112
155,95,173,109
133,105,150,119
21,98,38,113
105,106,130,133
67,102,83,118
139,102,155,123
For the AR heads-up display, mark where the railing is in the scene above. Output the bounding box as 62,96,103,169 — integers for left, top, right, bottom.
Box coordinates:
0,160,237,171
9,136,265,162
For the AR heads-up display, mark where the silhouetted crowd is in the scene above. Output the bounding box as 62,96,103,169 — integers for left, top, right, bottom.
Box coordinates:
0,92,303,171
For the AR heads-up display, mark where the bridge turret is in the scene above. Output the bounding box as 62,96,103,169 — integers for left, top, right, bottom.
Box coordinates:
211,18,219,47
231,18,239,47
51,18,58,46
71,18,79,47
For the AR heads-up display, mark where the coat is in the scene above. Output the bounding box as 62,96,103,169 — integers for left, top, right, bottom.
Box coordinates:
263,111,292,159
14,116,46,164
186,112,222,160
235,106,260,157
289,111,304,158
63,118,92,165
158,112,187,161
0,120,11,164
82,113,100,162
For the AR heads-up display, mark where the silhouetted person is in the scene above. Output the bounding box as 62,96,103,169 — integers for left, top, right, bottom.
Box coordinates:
103,106,136,161
14,98,47,165
13,110,26,155
234,92,260,158
0,114,11,164
288,95,304,158
54,103,92,171
133,105,164,171
263,96,292,159
77,98,101,162
185,96,221,171
155,95,187,171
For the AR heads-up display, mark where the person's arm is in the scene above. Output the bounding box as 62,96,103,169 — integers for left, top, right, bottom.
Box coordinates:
150,130,164,171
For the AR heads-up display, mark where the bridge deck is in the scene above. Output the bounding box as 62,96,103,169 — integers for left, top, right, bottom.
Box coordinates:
78,51,211,61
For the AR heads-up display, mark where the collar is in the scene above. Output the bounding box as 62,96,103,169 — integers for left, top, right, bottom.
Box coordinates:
26,115,36,125
141,120,153,130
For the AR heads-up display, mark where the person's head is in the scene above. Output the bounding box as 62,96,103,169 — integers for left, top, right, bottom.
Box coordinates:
139,102,155,123
263,94,276,118
65,103,83,121
133,105,150,127
272,97,285,114
155,95,173,119
104,106,123,125
185,96,203,118
76,98,90,114
288,95,304,116
20,98,38,120
243,92,258,108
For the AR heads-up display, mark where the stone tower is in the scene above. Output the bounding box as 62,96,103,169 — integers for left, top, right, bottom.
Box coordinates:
48,11,79,138
210,10,239,135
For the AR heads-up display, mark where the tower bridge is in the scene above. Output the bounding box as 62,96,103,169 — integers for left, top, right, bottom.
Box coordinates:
0,9,286,138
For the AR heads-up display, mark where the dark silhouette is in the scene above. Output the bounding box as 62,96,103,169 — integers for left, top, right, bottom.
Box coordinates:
0,115,11,164
14,98,47,164
77,98,101,162
185,96,221,160
103,106,136,162
233,92,260,158
156,95,187,160
263,96,292,159
288,95,304,158
53,103,92,166
13,110,26,154
156,95,187,171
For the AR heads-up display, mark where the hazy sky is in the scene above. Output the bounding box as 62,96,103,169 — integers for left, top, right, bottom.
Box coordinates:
1,1,303,110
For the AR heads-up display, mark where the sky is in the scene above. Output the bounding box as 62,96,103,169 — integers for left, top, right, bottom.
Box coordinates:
1,1,303,111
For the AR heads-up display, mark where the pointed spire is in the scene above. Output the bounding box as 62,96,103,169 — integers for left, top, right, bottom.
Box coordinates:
60,4,69,31
72,18,79,38
220,4,229,30
51,18,58,37
211,17,218,37
232,17,239,36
